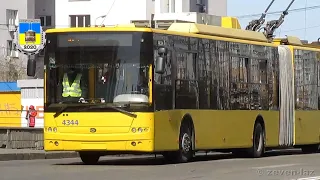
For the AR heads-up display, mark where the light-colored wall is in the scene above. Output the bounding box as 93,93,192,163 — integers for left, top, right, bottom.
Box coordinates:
55,0,154,27
155,0,227,15
35,0,55,28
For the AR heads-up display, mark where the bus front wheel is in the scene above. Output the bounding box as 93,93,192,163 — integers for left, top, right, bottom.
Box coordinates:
176,122,194,163
79,152,100,165
163,122,193,163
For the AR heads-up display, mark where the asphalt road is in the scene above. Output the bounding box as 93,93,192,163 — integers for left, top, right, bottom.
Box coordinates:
1,150,320,180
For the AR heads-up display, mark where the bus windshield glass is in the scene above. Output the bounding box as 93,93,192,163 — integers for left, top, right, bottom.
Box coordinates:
44,31,153,110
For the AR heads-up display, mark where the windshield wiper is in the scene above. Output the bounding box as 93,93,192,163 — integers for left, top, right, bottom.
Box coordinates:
79,104,137,118
53,103,86,118
53,104,68,118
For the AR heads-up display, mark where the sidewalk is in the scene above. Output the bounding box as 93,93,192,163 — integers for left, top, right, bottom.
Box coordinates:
0,149,78,161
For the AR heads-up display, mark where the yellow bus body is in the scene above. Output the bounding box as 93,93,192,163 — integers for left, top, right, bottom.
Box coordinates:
44,23,320,155
44,112,155,152
154,110,279,150
289,45,320,146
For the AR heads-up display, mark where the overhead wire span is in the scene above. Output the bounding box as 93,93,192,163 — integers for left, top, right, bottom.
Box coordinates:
237,5,320,19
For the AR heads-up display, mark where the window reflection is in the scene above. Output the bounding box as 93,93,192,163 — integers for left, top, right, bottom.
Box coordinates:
294,49,318,110
153,33,279,111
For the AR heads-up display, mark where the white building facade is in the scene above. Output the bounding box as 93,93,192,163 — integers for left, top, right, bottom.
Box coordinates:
55,0,227,28
155,0,227,16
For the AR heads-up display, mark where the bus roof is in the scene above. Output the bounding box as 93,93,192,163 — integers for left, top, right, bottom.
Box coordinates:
166,23,268,43
46,22,269,43
273,36,320,51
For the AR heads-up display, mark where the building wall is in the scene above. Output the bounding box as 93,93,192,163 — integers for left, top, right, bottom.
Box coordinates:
35,0,55,29
206,0,227,16
0,0,29,48
155,0,227,16
33,0,55,79
0,82,21,127
0,92,22,127
55,0,154,28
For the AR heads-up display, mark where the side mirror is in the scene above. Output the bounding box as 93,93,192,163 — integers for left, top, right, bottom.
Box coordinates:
27,59,36,77
155,56,166,74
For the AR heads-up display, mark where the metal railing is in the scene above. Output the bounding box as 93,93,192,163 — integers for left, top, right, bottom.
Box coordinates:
0,127,43,149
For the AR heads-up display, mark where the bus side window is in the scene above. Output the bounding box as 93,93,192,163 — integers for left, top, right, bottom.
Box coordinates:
154,48,173,111
175,52,198,109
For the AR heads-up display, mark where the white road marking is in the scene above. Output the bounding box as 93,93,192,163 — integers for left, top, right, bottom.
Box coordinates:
294,176,320,180
251,163,299,169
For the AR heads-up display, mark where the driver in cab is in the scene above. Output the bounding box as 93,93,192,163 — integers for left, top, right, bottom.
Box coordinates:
59,67,88,103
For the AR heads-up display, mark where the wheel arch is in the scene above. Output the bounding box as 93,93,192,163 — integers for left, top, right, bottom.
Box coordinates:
255,115,265,132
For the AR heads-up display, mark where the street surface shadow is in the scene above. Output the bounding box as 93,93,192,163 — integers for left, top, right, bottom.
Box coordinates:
54,153,234,166
53,149,317,166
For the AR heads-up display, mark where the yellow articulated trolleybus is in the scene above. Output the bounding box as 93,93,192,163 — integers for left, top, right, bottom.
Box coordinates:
27,17,320,164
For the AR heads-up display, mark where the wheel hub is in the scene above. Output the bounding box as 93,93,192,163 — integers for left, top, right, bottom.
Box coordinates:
255,132,263,152
182,133,191,152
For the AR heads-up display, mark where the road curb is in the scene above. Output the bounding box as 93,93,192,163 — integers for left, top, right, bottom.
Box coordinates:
0,152,79,161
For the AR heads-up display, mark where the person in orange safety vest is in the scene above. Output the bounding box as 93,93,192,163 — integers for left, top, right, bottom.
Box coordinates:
25,105,37,128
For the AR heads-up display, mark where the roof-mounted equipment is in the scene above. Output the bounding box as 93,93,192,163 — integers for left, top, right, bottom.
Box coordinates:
263,0,295,42
245,0,275,31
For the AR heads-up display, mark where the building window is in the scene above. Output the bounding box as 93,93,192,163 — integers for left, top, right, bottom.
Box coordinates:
6,9,18,31
7,40,13,56
69,15,91,27
40,16,52,27
196,0,206,13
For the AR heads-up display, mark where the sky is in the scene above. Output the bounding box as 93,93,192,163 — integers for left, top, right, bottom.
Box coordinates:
227,0,320,42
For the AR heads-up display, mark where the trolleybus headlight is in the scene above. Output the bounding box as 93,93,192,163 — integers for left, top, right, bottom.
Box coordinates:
138,127,143,133
131,128,136,133
48,127,52,132
53,127,57,132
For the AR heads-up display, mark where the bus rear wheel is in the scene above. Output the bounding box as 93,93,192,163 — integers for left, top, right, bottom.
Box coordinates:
248,122,265,158
79,152,100,165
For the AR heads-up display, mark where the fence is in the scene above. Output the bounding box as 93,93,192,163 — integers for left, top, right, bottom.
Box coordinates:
0,127,43,149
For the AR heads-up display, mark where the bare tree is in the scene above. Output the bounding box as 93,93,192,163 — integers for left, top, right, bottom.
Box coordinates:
0,46,28,81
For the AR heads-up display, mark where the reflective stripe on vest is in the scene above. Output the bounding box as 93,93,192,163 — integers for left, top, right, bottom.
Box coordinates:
62,73,82,97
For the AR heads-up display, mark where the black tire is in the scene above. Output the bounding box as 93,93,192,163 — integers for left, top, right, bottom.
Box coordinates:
248,123,265,158
301,144,319,153
79,152,100,165
176,122,194,163
163,123,194,163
